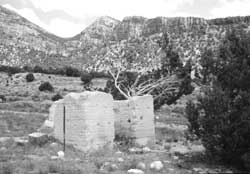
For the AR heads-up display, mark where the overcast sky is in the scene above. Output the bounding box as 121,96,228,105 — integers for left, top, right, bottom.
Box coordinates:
1,0,250,37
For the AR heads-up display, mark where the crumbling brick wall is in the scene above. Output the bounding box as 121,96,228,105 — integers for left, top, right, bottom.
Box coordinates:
53,91,114,152
114,95,155,146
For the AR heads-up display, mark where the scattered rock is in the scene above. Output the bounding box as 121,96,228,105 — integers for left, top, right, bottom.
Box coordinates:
170,144,189,155
0,147,7,152
51,155,59,160
163,160,171,164
28,132,48,146
189,144,205,153
136,162,146,170
173,156,179,160
129,147,143,154
142,147,151,153
118,157,124,162
150,161,164,171
115,151,123,155
49,142,58,148
100,162,110,171
43,120,54,128
57,151,65,159
100,162,118,172
0,137,10,143
110,164,119,171
14,137,28,146
192,167,209,173
168,168,175,171
127,169,144,174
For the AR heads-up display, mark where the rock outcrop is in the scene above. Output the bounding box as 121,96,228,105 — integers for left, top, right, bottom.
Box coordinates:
1,5,250,71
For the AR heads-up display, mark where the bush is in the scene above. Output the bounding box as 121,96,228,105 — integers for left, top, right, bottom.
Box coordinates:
185,30,250,170
33,65,44,73
90,71,110,78
39,82,54,92
51,93,63,101
23,65,32,72
65,66,81,77
0,65,23,75
26,73,35,82
0,95,6,102
186,87,249,166
80,72,92,84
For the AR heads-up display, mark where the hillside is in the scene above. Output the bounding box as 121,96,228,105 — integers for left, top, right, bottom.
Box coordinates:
1,5,250,71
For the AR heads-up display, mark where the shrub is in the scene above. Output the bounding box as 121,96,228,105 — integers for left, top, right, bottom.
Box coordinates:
90,71,110,78
51,93,63,101
33,65,44,73
0,95,6,102
65,66,80,77
39,82,54,92
80,72,92,84
186,30,250,170
26,73,35,82
0,65,23,75
23,65,32,72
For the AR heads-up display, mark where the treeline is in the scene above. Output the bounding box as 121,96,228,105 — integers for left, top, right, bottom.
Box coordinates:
0,65,110,78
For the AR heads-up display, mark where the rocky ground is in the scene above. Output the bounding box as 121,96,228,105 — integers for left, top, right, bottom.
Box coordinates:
0,72,236,174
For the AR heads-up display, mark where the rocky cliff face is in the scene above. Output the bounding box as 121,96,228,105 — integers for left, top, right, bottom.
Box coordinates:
0,5,250,71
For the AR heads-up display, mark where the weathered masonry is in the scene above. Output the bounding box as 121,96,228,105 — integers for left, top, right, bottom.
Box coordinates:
52,91,114,152
114,95,155,146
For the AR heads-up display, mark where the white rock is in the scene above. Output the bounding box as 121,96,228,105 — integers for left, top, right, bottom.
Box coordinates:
189,144,205,153
50,142,58,148
57,151,64,159
150,161,164,171
28,132,48,146
118,157,124,162
15,137,28,146
142,147,151,153
173,156,179,160
164,160,171,164
115,151,123,155
110,164,119,171
129,148,136,153
100,162,110,171
170,145,189,155
127,169,144,174
43,120,54,128
0,147,7,152
51,155,59,160
129,147,142,154
100,162,118,171
136,162,146,170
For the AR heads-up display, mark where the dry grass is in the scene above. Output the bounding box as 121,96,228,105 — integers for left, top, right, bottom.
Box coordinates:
0,111,46,137
0,72,83,113
0,72,235,174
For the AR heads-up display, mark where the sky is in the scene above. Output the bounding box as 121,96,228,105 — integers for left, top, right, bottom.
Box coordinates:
1,0,250,37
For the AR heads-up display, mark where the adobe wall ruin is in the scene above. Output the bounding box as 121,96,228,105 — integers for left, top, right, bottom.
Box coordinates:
52,91,114,152
114,95,155,146
47,91,155,151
